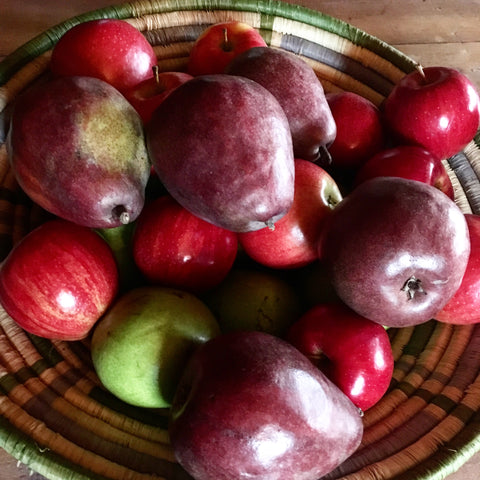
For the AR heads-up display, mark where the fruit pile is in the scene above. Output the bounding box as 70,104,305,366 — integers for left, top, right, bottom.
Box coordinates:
1,18,480,480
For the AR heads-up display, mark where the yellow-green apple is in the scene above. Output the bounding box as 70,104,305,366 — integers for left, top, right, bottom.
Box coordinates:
169,330,363,480
383,66,480,159
0,219,119,340
91,286,220,408
50,19,157,93
203,268,302,336
187,21,267,76
354,145,454,199
287,302,394,411
435,214,480,324
238,158,342,269
146,74,295,232
7,75,150,228
326,91,386,170
322,177,470,327
123,68,193,124
226,46,336,163
132,195,238,293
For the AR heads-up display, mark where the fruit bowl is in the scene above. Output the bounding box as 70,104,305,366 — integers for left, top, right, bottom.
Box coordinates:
1,1,480,479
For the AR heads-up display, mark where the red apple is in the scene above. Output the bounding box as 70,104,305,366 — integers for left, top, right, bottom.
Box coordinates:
383,66,480,159
132,195,238,293
124,68,193,124
0,219,119,340
50,19,157,92
238,158,342,269
287,302,394,411
326,91,386,170
435,214,480,324
354,145,454,199
187,21,267,76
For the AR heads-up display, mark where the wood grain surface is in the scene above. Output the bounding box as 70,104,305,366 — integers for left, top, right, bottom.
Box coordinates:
1,1,480,479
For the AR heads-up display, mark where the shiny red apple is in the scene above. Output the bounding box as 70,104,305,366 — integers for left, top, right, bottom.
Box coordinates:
132,195,238,293
238,158,342,269
287,302,394,411
383,66,480,159
435,214,480,324
326,91,386,170
354,145,454,199
50,19,157,92
124,69,193,124
187,21,267,76
0,219,119,340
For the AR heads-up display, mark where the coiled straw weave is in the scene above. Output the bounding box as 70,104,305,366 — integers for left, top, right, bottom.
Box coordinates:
1,1,480,479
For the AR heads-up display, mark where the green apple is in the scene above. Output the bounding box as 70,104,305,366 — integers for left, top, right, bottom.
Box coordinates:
203,268,302,336
90,286,220,408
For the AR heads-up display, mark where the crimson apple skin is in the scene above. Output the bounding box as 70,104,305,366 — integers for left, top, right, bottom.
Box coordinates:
383,66,480,159
287,302,394,411
326,91,385,169
187,21,267,76
435,214,480,324
0,220,119,340
321,177,470,328
123,71,193,124
354,145,454,199
50,19,157,92
238,159,342,269
132,195,238,293
169,330,363,480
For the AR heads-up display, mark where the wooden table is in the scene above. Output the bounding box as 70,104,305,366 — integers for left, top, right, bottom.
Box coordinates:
1,1,480,479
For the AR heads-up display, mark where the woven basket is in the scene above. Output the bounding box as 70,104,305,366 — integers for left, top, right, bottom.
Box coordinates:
1,1,480,479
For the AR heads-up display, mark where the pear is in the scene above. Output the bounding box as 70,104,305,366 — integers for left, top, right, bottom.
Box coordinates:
7,75,150,228
146,74,295,233
226,46,337,164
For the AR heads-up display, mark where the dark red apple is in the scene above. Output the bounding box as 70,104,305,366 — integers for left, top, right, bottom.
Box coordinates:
50,19,157,92
383,66,480,159
238,158,342,269
187,21,267,76
132,195,238,293
0,219,119,340
287,302,394,411
169,330,363,480
326,91,386,170
123,68,193,124
354,145,454,199
435,214,480,324
321,177,470,328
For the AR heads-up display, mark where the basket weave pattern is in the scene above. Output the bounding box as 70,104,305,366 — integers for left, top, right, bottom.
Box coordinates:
1,1,480,479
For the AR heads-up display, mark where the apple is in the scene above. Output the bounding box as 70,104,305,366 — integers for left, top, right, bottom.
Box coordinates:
91,286,220,408
123,68,193,124
435,214,480,324
0,219,119,340
187,21,267,76
354,145,455,199
169,330,364,480
132,195,238,293
287,302,394,411
383,66,480,159
326,91,386,170
50,19,157,93
203,268,302,337
238,158,343,269
321,177,470,328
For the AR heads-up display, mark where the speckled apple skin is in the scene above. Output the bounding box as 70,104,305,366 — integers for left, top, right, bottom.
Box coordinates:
169,331,363,480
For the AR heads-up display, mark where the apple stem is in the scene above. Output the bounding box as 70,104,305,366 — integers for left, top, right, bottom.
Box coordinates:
222,28,234,52
112,205,130,225
153,65,160,85
416,64,426,80
401,275,427,300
